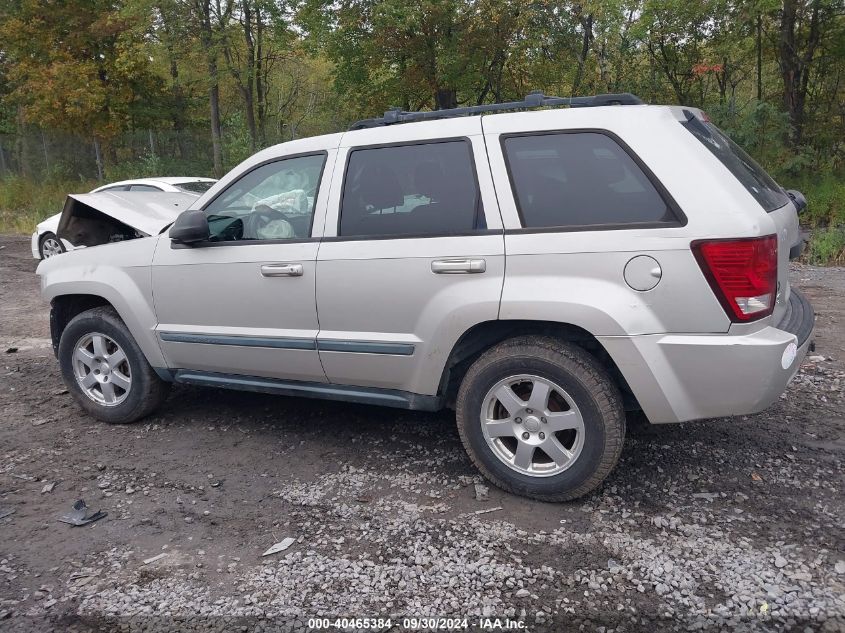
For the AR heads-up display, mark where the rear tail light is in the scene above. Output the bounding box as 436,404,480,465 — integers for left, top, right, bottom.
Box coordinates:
692,235,778,322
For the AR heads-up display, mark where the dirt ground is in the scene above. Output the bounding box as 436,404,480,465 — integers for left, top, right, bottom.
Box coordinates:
0,233,843,633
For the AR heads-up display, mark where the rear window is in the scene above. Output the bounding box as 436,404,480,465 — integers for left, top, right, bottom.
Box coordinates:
177,181,215,194
681,114,789,212
502,132,677,229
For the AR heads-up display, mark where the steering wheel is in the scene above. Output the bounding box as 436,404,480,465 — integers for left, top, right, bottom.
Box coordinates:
245,205,295,239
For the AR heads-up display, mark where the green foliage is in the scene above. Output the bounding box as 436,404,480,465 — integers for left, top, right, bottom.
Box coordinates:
0,0,844,263
792,174,845,227
804,227,845,266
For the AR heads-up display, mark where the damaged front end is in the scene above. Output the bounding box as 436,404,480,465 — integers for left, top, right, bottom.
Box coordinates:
56,192,195,248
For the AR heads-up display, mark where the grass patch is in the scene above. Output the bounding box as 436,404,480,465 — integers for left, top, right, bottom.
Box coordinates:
0,176,97,233
804,227,845,266
791,173,845,227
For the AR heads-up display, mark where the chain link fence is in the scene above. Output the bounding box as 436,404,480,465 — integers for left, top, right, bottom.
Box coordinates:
0,128,218,182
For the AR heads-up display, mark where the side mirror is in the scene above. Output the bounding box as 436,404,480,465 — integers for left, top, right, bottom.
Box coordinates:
170,210,210,244
786,189,807,214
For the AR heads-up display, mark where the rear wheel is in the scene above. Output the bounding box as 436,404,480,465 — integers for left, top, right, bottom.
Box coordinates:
39,232,65,259
455,336,625,501
58,307,169,424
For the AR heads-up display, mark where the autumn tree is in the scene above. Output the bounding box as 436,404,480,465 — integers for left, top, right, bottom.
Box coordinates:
0,0,163,177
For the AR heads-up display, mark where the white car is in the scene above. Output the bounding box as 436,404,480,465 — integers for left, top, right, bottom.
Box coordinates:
31,177,217,259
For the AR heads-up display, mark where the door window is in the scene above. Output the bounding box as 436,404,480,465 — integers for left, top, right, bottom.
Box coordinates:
203,154,326,242
339,140,483,238
503,132,679,229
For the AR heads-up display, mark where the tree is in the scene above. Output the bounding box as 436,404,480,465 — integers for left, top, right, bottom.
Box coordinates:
0,0,163,175
775,0,834,145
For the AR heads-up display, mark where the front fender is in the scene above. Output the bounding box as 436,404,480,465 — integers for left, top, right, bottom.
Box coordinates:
37,237,165,368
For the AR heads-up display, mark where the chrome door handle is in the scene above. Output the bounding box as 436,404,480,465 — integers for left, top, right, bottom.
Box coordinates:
260,263,304,277
431,258,486,274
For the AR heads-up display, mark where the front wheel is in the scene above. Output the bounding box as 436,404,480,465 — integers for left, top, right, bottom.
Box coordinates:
455,336,625,502
58,307,170,424
39,232,65,259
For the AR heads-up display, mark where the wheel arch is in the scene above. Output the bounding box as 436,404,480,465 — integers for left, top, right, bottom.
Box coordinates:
437,320,638,411
47,287,165,370
50,294,114,356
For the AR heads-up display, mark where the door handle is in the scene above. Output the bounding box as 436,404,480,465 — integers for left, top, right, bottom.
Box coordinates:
260,263,304,277
431,258,486,274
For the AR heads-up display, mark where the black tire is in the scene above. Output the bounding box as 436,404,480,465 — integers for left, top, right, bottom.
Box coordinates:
39,232,65,259
58,306,170,424
455,335,625,502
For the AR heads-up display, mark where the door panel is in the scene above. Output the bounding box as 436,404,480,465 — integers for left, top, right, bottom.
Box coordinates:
152,240,325,381
151,147,337,381
315,120,505,396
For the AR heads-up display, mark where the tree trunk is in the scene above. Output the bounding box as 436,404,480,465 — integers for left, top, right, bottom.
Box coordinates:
255,5,267,147
209,60,224,178
93,137,104,182
756,13,763,101
16,106,32,179
243,86,257,151
41,130,50,173
572,14,593,95
0,141,8,176
241,0,258,150
169,52,188,159
778,0,822,146
197,0,224,176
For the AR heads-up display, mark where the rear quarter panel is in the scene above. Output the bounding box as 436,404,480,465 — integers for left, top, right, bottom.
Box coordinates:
483,105,782,336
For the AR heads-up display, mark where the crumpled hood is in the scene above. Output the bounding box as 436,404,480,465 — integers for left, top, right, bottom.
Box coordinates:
57,192,195,246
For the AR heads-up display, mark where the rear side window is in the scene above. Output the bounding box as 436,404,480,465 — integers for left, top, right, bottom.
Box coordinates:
503,132,677,229
340,140,484,238
128,184,163,192
682,115,789,212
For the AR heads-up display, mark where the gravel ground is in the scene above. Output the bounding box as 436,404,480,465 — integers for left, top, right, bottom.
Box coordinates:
0,234,843,632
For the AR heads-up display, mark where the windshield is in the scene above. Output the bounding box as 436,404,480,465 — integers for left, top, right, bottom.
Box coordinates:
681,114,789,212
176,181,216,194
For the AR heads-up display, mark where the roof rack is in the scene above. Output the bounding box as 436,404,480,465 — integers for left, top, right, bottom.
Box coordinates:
349,91,644,130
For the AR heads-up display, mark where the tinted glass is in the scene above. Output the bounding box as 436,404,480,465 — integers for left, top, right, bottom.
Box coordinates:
177,181,215,193
203,154,325,241
128,184,163,192
503,132,674,229
340,140,483,237
681,117,789,212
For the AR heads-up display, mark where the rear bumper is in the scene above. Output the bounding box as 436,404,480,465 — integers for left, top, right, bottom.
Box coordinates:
599,289,815,424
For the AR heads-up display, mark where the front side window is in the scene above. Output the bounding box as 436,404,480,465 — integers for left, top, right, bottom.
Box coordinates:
203,154,326,242
339,140,483,238
503,132,677,229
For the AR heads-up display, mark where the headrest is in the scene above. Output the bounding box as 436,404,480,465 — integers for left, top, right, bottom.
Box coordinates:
351,161,404,209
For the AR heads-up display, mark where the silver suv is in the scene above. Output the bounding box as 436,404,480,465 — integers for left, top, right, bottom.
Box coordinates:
37,93,814,501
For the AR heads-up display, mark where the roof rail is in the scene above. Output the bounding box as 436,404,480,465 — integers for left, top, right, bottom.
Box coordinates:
349,91,644,130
